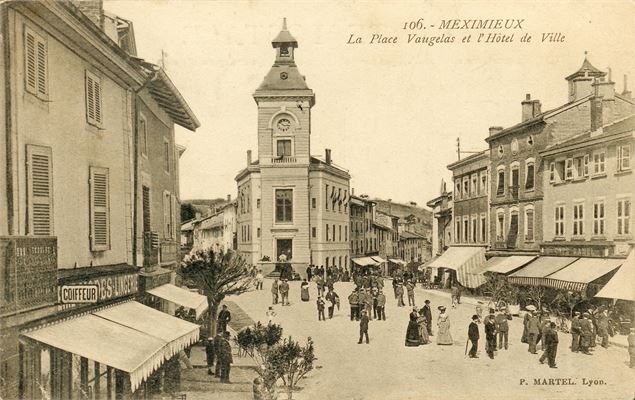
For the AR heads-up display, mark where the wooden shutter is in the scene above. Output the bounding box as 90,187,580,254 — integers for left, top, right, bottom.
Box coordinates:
26,145,53,236
85,71,102,126
25,30,37,94
163,191,170,237
90,167,110,251
36,38,47,96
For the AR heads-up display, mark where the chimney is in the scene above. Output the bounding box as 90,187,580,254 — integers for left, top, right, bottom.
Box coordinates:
72,0,104,29
489,126,504,136
247,150,252,166
521,94,542,122
592,74,615,101
325,148,332,164
227,194,231,202
351,188,355,196
590,96,603,131
623,74,632,98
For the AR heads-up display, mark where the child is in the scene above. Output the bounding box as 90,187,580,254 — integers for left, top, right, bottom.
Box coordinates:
317,296,326,321
265,306,276,324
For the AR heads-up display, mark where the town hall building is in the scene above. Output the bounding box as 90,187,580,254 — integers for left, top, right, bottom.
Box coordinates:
235,20,351,276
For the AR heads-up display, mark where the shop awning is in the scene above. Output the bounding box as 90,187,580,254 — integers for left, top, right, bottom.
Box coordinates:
371,256,386,264
22,301,200,392
147,284,208,319
427,246,487,288
540,258,623,292
389,258,407,266
352,257,378,267
486,255,537,275
595,250,635,301
508,256,578,286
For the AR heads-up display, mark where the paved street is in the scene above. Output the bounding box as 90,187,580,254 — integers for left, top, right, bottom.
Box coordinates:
231,280,635,400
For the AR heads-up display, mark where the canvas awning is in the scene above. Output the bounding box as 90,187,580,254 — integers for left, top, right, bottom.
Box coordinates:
595,250,635,301
147,284,208,319
389,258,407,266
352,257,379,267
508,256,578,286
486,255,537,275
427,246,487,288
22,301,200,392
371,256,386,264
539,258,623,292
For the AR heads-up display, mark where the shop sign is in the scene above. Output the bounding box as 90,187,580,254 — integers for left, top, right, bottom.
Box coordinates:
58,273,138,304
60,285,98,304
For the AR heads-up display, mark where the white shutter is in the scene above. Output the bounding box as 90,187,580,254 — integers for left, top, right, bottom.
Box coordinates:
26,145,53,236
90,167,110,251
93,78,102,124
163,191,169,237
25,30,37,94
36,38,47,96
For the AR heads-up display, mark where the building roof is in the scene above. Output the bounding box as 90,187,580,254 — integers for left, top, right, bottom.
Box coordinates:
565,55,606,81
373,221,393,231
400,231,426,240
272,18,298,47
540,114,635,156
309,156,351,178
446,149,489,170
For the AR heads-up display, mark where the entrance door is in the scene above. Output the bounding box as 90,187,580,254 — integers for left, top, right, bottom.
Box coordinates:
276,239,293,261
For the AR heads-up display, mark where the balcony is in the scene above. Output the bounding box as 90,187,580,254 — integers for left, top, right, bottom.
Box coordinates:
272,156,297,164
0,236,57,315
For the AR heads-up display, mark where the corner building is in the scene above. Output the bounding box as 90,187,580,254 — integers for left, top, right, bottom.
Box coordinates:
235,21,351,277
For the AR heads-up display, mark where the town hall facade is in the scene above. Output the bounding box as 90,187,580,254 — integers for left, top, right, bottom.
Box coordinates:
235,20,351,276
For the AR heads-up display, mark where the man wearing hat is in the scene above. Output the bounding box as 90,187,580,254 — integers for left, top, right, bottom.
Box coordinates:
570,311,581,352
279,279,290,306
218,331,233,383
539,321,559,368
527,311,540,354
205,336,216,375
358,310,370,344
406,280,416,307
495,308,512,350
348,289,360,321
484,310,497,359
422,300,433,335
376,290,386,320
596,308,610,348
579,313,594,355
467,315,480,358
217,304,231,333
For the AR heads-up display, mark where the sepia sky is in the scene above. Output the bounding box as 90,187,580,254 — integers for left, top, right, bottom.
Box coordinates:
105,0,635,207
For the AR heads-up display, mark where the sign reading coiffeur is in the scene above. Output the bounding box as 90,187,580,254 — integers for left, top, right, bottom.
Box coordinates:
58,273,138,304
60,285,98,304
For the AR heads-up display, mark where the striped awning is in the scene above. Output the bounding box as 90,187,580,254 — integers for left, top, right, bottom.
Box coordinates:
427,246,487,288
352,257,378,267
508,256,578,287
540,258,623,292
371,256,386,264
147,284,208,319
486,255,537,275
595,250,635,301
389,258,407,266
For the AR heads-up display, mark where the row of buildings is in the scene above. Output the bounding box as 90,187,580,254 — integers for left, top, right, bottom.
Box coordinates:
178,21,431,278
427,56,634,296
0,1,206,399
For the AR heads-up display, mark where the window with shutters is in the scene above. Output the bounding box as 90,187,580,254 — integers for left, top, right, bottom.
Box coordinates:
163,138,171,172
617,198,631,235
26,145,53,236
89,167,110,251
617,145,631,172
24,27,48,99
139,116,148,156
593,200,605,236
85,70,103,127
496,168,505,196
554,204,565,238
525,161,535,190
163,191,171,238
525,208,534,241
573,203,584,236
142,186,151,233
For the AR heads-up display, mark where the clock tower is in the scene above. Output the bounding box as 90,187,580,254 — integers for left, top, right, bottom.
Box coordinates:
253,18,315,166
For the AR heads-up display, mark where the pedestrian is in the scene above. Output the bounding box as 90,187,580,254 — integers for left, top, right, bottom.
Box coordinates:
527,311,540,354
371,285,379,319
271,278,279,305
253,377,265,400
628,328,635,368
358,288,368,315
570,311,581,352
495,308,512,350
484,310,497,359
325,288,339,319
316,296,326,321
300,279,310,302
451,286,459,308
364,289,373,319
475,303,484,324
395,283,405,307
279,279,290,306
316,276,325,297
405,308,421,347
376,290,386,320
422,300,433,335
406,280,416,307
343,268,350,282
217,304,231,333
541,322,559,368
596,308,610,348
456,285,462,304
358,310,370,344
579,312,593,355
468,315,480,358
213,332,224,376
521,309,530,343
417,308,430,344
436,306,453,345
219,331,233,383
306,265,313,282
205,337,215,375
255,269,264,290
265,306,276,324
348,289,359,321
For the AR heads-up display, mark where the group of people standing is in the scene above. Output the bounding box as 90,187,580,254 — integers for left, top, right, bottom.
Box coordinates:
270,278,290,306
306,264,350,283
404,300,438,346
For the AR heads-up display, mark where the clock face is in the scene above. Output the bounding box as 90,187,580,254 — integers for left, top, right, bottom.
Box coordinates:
277,118,291,132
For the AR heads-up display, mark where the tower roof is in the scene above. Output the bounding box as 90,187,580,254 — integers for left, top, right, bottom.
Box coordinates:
565,53,606,81
272,18,298,48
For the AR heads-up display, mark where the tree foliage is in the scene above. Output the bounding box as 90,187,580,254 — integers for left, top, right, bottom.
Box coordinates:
180,202,197,222
481,273,519,304
179,249,253,336
236,323,316,400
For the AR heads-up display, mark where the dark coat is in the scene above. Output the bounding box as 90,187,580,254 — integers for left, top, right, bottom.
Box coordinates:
468,322,480,341
495,313,512,332
360,315,369,331
485,321,497,340
422,305,432,321
544,329,559,347
527,316,540,334
218,338,233,364
218,309,231,324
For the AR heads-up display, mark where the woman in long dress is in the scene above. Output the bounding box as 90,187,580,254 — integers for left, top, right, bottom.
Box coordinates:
417,309,430,344
300,280,310,302
436,306,453,345
405,308,421,346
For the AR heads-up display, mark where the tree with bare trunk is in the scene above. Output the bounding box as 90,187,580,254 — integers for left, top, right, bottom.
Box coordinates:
180,249,253,337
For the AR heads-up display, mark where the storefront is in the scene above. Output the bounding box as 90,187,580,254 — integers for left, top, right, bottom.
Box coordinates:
426,246,487,289
146,283,208,319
